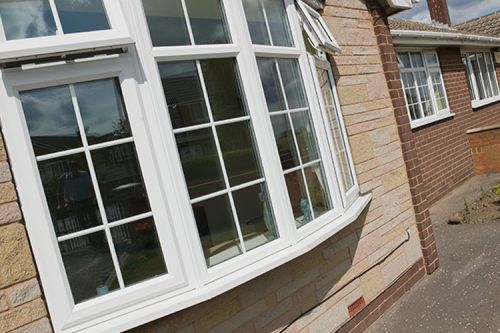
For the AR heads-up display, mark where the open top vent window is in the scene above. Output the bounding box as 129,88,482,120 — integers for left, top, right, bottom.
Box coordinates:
296,0,340,54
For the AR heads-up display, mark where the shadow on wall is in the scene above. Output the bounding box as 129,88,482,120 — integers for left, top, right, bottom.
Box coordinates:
127,205,374,333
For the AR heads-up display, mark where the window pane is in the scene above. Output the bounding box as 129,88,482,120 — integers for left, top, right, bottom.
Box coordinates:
158,61,210,129
217,121,262,186
193,195,242,267
284,170,311,226
257,58,286,112
74,79,131,145
233,183,277,251
462,55,477,101
20,85,82,156
470,53,486,100
0,0,56,40
142,0,190,46
410,52,424,68
38,154,102,237
291,111,319,164
478,53,493,98
185,0,229,44
397,53,411,69
278,59,307,109
111,218,167,287
430,71,447,111
485,53,499,96
415,71,433,117
242,0,293,47
176,128,225,199
59,231,118,304
55,0,109,34
271,114,300,170
424,52,439,66
200,58,246,121
304,163,331,218
91,143,151,222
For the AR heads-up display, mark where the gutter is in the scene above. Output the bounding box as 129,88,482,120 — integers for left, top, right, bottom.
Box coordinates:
392,29,500,47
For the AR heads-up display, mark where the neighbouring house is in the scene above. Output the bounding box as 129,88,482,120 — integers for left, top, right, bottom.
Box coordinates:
388,0,500,209
0,1,441,333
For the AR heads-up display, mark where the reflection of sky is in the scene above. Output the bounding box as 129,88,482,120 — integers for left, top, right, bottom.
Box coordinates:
55,0,109,34
0,0,56,40
20,86,78,138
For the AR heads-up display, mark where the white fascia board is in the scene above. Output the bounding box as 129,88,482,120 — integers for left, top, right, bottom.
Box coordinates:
392,30,500,48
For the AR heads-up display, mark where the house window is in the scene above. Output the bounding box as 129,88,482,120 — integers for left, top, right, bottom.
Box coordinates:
0,1,368,331
462,51,500,107
0,0,110,40
398,51,450,126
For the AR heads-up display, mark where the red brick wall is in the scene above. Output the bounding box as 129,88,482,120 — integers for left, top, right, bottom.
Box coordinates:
427,0,451,26
467,126,500,174
411,48,500,207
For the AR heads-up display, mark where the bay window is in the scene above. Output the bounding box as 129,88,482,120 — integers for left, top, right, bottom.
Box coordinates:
462,51,500,108
398,51,450,128
0,0,368,332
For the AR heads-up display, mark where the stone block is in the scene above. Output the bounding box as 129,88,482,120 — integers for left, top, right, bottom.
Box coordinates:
0,202,22,226
6,279,41,308
0,183,16,205
349,133,374,164
382,167,407,192
0,163,11,183
10,318,52,333
0,299,47,333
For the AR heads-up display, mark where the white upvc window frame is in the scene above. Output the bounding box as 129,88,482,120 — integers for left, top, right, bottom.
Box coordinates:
0,1,370,332
461,49,500,109
0,0,132,62
397,50,452,129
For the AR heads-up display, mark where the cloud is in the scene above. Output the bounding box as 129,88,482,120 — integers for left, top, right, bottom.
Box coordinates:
395,0,500,24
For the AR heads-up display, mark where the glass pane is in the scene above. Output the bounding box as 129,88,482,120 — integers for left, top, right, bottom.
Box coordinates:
142,0,190,46
415,71,434,117
55,0,109,34
278,59,307,110
485,53,499,96
284,170,311,226
424,52,439,66
200,58,246,121
185,0,229,44
111,218,167,287
478,53,493,98
91,143,151,222
233,183,277,251
20,85,82,156
192,195,241,267
74,78,131,145
158,61,210,129
257,58,286,112
410,52,424,68
262,0,293,47
430,71,447,111
470,53,486,100
397,53,411,69
59,231,118,304
462,55,476,101
39,154,102,237
304,163,331,218
291,111,319,164
0,0,56,40
242,0,270,45
271,114,300,170
217,121,262,186
176,128,225,199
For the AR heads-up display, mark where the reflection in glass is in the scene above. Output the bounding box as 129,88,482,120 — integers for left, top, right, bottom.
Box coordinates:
0,0,56,40
192,195,241,266
241,0,269,45
20,85,82,156
410,52,424,68
271,115,300,170
176,128,225,199
111,219,167,287
200,58,246,121
397,53,411,69
233,183,277,251
284,170,311,226
55,0,109,34
38,154,102,237
278,59,307,110
304,164,331,218
185,0,229,45
217,121,262,186
75,79,131,145
59,231,118,304
291,111,319,164
91,143,151,222
158,61,210,129
257,58,286,112
142,0,190,46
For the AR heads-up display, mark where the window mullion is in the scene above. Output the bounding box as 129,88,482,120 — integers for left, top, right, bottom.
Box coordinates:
48,0,64,35
260,0,274,46
180,0,195,45
68,84,126,290
194,60,247,253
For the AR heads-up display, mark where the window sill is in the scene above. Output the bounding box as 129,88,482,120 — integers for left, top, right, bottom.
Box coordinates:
68,193,372,333
410,112,455,129
471,95,500,109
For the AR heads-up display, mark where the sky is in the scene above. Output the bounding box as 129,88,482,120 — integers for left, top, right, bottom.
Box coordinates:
395,0,500,25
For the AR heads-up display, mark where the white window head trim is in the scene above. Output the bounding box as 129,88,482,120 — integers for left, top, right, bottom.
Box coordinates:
296,0,340,54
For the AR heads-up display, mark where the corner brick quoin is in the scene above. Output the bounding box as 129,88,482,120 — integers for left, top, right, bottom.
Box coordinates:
0,133,52,333
367,0,439,275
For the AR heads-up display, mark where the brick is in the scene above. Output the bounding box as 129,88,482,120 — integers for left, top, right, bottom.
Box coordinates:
0,183,16,205
0,299,47,333
0,202,22,226
6,279,41,308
